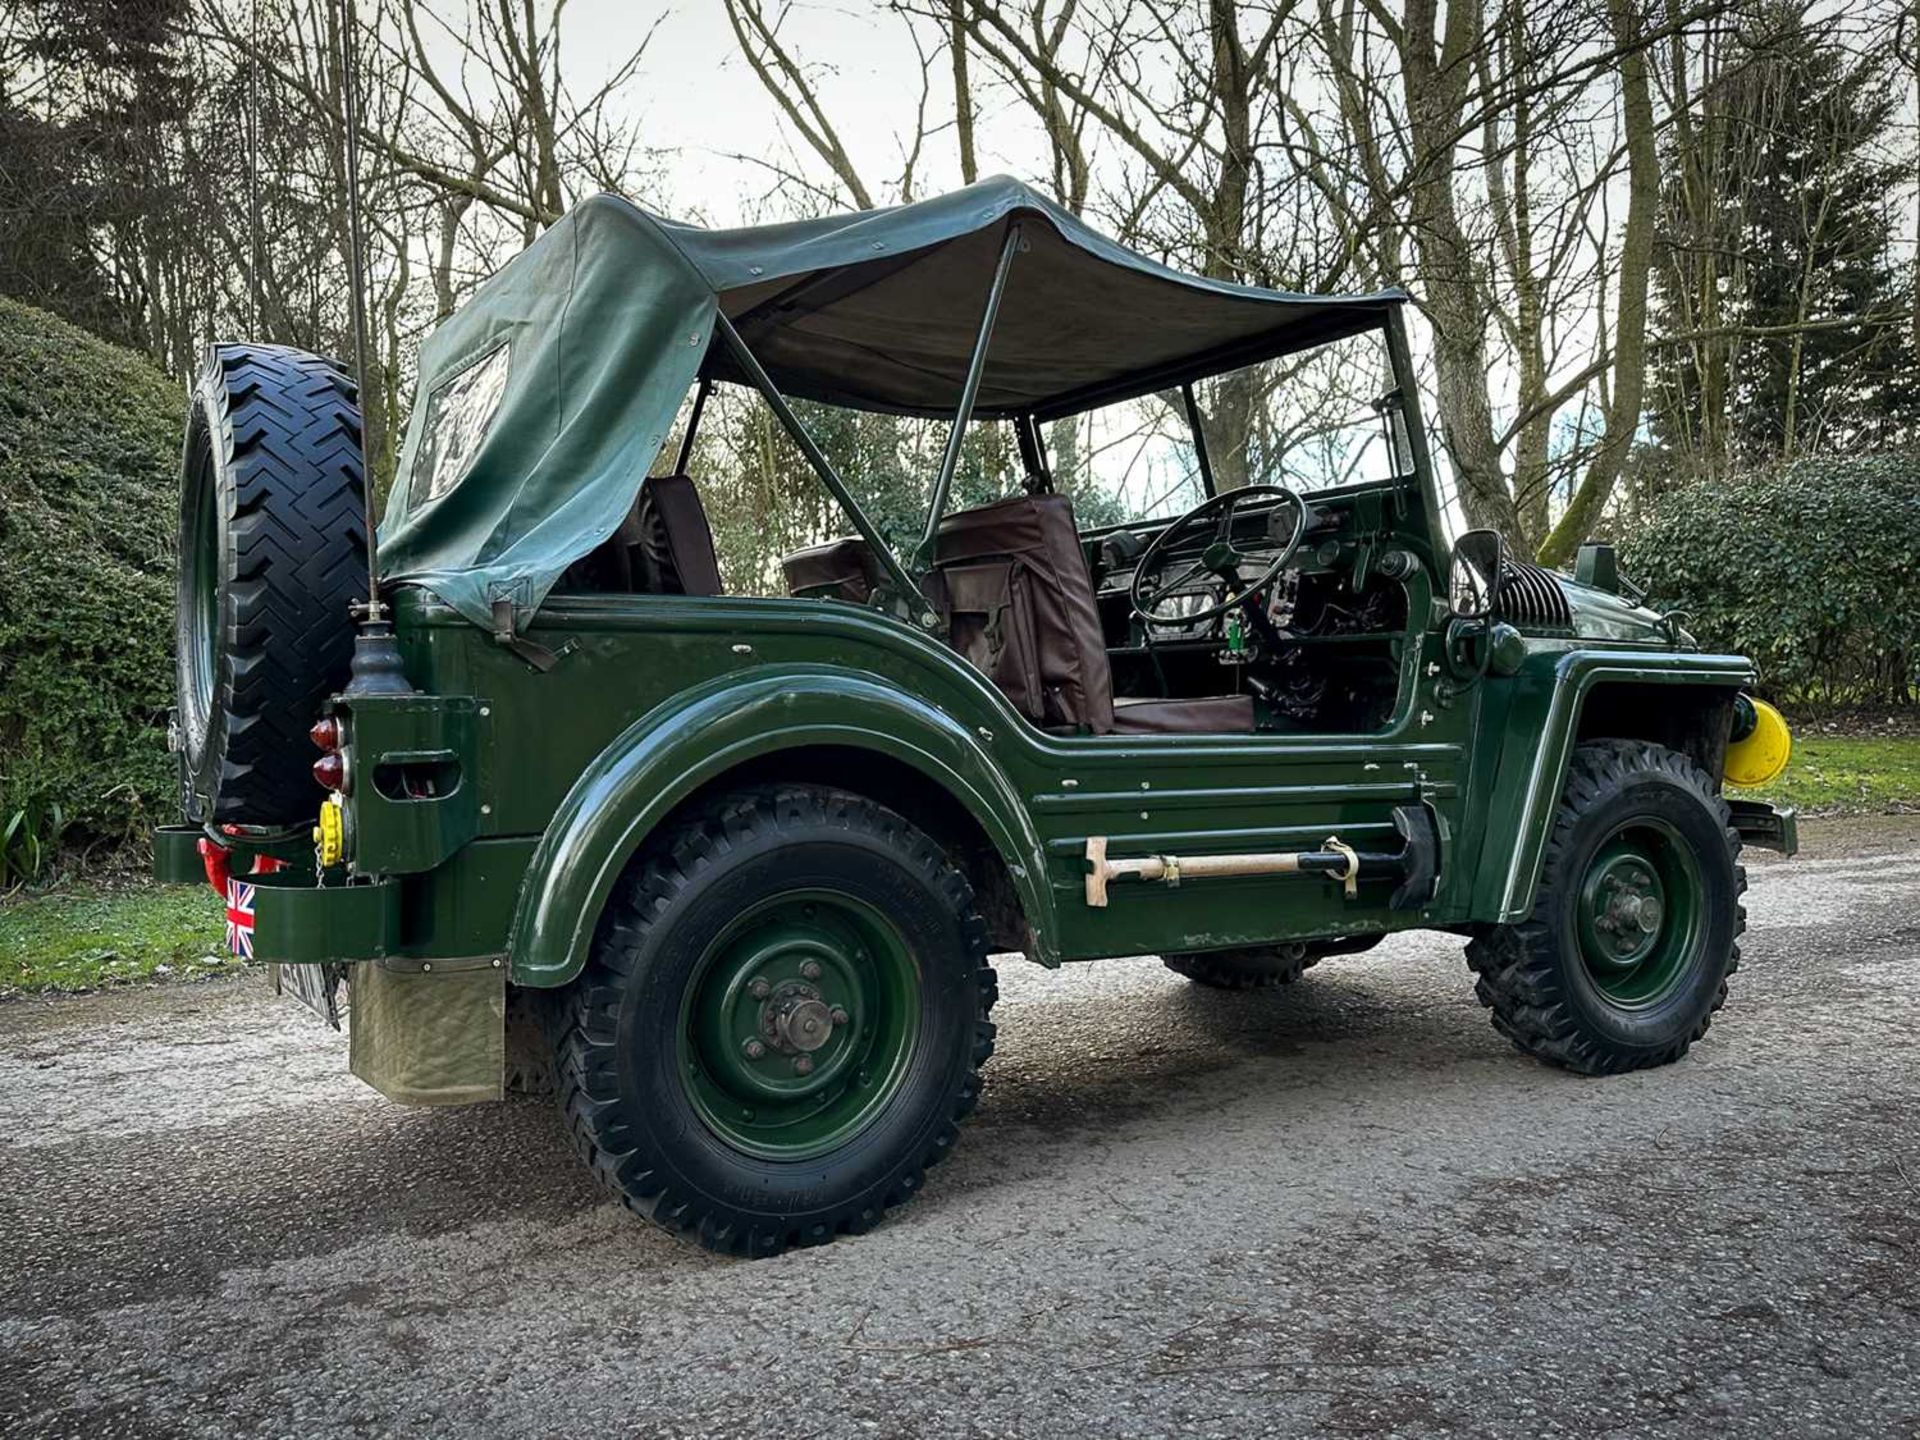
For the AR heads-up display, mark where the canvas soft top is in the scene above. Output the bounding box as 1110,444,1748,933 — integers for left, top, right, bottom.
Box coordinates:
379,177,1405,630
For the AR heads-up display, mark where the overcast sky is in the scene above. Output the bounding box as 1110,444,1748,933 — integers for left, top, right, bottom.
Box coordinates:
559,2,985,223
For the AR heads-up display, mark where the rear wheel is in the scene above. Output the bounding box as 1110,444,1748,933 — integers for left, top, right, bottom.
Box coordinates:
555,787,997,1255
1465,740,1744,1075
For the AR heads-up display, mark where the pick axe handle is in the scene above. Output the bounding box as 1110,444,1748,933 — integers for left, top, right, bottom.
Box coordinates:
1084,836,1312,907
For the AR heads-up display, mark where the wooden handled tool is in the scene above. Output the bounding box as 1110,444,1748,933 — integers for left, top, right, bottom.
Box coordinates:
1084,835,1360,907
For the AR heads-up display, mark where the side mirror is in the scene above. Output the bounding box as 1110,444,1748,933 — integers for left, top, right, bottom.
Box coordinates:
1448,529,1505,620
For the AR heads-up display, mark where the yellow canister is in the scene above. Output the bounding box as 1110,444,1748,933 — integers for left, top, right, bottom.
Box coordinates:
1725,698,1791,788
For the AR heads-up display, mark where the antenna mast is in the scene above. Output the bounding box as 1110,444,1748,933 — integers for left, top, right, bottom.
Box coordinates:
337,0,411,696
338,0,378,616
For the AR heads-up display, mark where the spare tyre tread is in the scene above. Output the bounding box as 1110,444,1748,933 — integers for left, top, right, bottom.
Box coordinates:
179,343,368,825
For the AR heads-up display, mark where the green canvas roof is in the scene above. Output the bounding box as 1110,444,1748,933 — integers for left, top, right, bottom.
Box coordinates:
379,177,1405,630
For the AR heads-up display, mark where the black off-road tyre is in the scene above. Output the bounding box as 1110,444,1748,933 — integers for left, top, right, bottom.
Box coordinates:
1163,945,1322,990
554,786,998,1256
1163,934,1381,990
503,986,562,1098
176,344,366,825
1465,740,1745,1076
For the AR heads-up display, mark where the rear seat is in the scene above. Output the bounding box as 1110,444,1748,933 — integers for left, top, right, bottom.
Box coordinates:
782,537,882,602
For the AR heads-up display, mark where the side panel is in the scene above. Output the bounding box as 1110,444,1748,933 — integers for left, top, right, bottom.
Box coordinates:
339,694,483,873
1464,649,1755,924
391,578,1475,985
506,669,1055,985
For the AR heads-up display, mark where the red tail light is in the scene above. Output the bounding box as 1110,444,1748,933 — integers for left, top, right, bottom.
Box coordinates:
313,752,346,791
310,717,341,750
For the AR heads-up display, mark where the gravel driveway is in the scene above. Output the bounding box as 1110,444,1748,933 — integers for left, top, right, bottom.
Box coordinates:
3,816,1917,1438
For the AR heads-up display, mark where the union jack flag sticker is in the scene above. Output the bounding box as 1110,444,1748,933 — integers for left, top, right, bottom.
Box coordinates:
225,879,257,959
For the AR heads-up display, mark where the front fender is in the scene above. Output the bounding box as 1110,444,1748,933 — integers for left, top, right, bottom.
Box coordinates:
1470,649,1754,923
506,666,1055,986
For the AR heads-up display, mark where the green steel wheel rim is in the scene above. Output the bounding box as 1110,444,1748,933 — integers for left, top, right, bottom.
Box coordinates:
678,890,922,1161
1574,819,1704,1009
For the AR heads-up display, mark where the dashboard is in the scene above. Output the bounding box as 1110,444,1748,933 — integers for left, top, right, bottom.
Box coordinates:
1081,490,1415,734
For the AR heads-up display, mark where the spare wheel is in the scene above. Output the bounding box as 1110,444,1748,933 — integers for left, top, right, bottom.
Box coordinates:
176,344,367,825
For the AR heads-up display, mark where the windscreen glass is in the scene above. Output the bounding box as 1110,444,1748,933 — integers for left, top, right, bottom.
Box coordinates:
1055,328,1404,527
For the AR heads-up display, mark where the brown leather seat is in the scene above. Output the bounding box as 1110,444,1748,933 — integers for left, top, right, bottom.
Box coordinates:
783,536,882,602
929,493,1251,736
1113,694,1256,734
563,473,724,596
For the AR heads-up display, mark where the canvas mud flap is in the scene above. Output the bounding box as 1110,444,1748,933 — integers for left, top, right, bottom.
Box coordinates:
348,956,507,1106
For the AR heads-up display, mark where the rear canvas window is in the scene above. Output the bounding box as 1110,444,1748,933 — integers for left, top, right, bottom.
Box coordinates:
411,342,511,508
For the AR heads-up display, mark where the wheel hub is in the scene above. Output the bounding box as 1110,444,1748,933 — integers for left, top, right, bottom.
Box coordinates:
678,892,921,1160
1574,826,1702,1007
765,984,838,1054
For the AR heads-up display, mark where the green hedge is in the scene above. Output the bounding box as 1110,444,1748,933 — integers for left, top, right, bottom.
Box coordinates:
1621,453,1920,707
0,297,181,859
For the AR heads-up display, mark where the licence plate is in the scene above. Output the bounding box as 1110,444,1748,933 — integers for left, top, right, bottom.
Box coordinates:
272,962,347,1030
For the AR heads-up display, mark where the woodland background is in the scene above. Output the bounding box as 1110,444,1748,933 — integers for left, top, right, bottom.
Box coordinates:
1,0,1917,867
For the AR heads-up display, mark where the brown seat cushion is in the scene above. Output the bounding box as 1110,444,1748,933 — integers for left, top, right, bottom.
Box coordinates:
557,473,724,597
783,537,881,602
1111,695,1256,735
930,495,1254,737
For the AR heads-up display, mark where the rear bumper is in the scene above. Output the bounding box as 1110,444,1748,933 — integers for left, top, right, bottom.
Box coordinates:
1728,799,1797,856
152,824,206,884
248,871,402,963
155,821,499,1105
152,823,397,960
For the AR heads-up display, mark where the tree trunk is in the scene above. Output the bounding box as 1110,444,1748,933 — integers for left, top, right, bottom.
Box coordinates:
949,0,977,184
1537,0,1659,566
1400,0,1518,536
1200,0,1256,490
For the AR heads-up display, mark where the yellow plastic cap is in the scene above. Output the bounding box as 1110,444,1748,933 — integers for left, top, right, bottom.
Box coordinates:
314,796,346,867
1725,698,1791,788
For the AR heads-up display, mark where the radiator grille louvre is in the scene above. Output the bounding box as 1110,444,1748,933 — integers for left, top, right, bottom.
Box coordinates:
1499,559,1573,630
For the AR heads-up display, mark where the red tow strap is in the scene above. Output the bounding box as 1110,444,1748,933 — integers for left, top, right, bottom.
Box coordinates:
197,835,286,900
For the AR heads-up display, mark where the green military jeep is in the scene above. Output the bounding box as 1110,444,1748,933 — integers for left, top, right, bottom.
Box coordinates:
155,178,1796,1255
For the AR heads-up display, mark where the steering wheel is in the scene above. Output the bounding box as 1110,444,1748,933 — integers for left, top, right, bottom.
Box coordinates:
1129,484,1310,626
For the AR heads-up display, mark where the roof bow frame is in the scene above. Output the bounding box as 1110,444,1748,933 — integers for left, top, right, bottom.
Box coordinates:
377,176,1406,632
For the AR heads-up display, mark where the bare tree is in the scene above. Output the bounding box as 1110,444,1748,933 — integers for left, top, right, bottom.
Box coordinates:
1536,0,1659,563
12,0,1915,554
724,0,876,208
948,0,978,183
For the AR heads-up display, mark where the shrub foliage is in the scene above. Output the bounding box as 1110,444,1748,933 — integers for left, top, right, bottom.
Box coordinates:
1621,453,1920,707
0,297,180,855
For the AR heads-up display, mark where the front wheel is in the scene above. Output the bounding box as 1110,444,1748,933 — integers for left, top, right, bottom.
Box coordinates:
1465,740,1745,1075
555,787,997,1255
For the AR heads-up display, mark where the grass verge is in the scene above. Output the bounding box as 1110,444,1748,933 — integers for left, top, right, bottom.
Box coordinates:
1729,733,1920,816
0,882,234,999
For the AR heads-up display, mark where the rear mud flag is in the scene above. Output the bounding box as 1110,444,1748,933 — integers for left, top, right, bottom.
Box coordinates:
225,879,256,959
